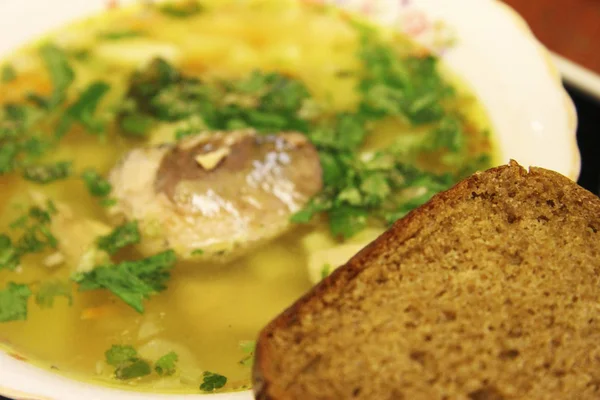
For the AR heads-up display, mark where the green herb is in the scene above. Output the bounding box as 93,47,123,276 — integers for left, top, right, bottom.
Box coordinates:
120,60,309,134
81,169,112,197
39,44,74,108
97,30,144,40
159,1,203,18
155,351,178,376
200,371,227,392
105,345,152,380
100,198,117,208
26,92,51,109
73,250,177,313
0,282,32,322
0,235,19,271
0,201,58,269
0,104,48,175
239,340,255,367
22,161,71,184
1,64,16,83
59,81,110,136
35,280,73,308
116,358,152,379
119,113,154,137
106,345,138,366
96,221,141,255
190,249,204,256
320,264,331,280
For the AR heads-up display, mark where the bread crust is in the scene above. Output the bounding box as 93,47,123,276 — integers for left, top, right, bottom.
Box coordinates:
253,161,600,399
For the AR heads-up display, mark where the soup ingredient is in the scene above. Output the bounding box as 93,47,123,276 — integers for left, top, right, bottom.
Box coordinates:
155,351,178,376
200,371,228,392
119,60,310,139
1,64,16,83
253,163,600,400
108,129,322,262
81,168,112,198
57,81,111,137
239,340,256,367
39,44,74,109
105,345,152,380
0,235,19,271
0,103,50,175
22,161,72,184
73,249,176,313
0,282,32,322
34,280,73,308
0,201,58,270
96,221,141,255
159,1,204,18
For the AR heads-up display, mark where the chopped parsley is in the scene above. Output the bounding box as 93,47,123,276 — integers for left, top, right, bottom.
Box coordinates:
73,250,177,313
119,60,310,135
0,201,59,270
239,340,255,367
320,264,331,280
0,103,49,175
39,44,74,108
0,282,32,322
1,64,16,83
35,280,73,308
96,221,140,255
200,371,227,392
81,168,112,197
105,345,152,380
58,81,110,137
155,351,178,376
22,161,72,184
0,235,19,271
158,1,204,18
190,248,204,256
97,30,144,40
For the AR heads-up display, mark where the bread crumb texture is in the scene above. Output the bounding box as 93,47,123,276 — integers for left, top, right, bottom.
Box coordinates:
253,163,600,400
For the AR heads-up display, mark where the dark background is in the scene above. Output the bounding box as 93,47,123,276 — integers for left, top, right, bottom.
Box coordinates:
570,85,600,195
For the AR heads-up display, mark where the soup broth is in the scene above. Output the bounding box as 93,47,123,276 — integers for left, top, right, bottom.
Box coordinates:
0,0,497,394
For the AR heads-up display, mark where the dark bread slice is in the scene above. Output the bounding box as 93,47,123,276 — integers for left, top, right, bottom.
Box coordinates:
253,161,600,400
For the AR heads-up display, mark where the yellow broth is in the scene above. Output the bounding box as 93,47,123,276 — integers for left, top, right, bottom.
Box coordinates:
0,0,497,393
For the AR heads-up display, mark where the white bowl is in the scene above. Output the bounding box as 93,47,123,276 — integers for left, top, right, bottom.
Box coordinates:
0,0,580,399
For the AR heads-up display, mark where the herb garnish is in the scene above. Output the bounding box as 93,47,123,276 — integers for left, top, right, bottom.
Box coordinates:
158,1,204,18
200,371,227,391
96,221,140,255
35,280,73,308
1,64,16,83
239,340,255,367
0,282,32,322
81,168,112,198
0,201,58,270
105,345,152,380
73,250,176,313
22,161,72,184
155,351,178,376
39,44,74,108
97,30,144,41
58,81,110,137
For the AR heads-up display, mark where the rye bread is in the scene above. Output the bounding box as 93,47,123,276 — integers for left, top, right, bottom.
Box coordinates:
253,161,600,400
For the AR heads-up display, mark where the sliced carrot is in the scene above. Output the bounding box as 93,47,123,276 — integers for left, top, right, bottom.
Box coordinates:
80,304,120,320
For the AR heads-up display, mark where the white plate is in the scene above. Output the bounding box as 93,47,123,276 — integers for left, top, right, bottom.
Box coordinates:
0,0,580,399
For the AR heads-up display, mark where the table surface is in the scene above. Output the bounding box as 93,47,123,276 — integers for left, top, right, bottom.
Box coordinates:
503,0,600,74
